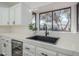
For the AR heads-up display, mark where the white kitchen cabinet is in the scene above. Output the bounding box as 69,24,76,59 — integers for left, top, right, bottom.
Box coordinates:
9,5,15,25
0,36,74,56
0,37,2,54
23,43,36,56
0,7,9,25
0,37,11,56
9,3,32,25
36,47,57,56
14,4,21,25
9,4,21,25
1,8,9,25
23,51,35,56
36,47,70,56
57,53,69,56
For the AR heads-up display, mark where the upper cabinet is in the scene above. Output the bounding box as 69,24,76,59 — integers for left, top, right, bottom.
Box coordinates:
9,3,32,25
9,5,15,25
0,3,32,25
9,3,21,25
0,7,9,25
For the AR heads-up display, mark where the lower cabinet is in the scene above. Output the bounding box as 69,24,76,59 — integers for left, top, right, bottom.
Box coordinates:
0,37,73,56
57,53,68,56
23,52,35,56
0,37,11,56
23,43,36,56
0,37,2,54
23,43,71,56
36,47,57,56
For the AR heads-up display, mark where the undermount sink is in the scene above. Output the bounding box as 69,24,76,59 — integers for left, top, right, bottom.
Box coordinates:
26,36,59,45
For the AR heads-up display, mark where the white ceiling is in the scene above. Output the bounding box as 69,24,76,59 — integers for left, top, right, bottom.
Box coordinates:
0,2,18,7
0,2,52,8
32,2,78,13
24,2,52,8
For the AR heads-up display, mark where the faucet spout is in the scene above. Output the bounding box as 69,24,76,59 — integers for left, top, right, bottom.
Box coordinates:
44,24,49,37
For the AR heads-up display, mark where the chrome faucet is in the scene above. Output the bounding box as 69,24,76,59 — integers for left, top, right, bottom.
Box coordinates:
44,24,49,37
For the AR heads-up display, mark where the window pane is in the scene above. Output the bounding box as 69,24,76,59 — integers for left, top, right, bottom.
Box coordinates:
40,12,52,30
32,13,36,29
53,8,71,31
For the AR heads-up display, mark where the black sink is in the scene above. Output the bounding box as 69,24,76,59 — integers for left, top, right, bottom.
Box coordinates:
27,36,59,45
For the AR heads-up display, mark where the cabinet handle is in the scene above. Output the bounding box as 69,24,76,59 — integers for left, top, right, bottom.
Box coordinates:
25,47,30,50
7,21,9,24
4,43,6,47
6,40,9,42
41,53,48,56
13,21,15,24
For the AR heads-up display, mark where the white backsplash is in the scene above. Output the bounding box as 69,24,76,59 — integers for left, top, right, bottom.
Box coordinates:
0,26,11,33
10,25,36,36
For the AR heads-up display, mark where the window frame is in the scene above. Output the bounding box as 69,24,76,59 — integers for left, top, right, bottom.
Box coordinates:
39,7,71,32
77,3,79,32
32,12,37,30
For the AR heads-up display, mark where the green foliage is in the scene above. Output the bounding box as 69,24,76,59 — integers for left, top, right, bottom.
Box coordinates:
28,23,37,31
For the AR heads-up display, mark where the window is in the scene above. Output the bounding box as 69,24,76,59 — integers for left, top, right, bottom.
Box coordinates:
32,12,36,30
39,12,53,30
77,3,79,32
53,8,71,31
39,7,71,32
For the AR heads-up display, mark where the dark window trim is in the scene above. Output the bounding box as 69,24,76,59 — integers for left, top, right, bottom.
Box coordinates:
32,12,37,29
39,7,71,14
77,3,79,32
39,7,71,32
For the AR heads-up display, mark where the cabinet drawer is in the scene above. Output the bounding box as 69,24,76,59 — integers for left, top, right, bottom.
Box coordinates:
23,52,35,56
36,47,57,56
57,53,68,56
23,43,35,54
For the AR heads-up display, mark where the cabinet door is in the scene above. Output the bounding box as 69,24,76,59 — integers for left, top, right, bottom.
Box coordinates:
1,39,6,55
23,43,36,56
14,4,21,25
36,47,57,56
9,6,15,25
0,38,2,54
9,4,21,25
5,39,11,56
23,52,34,56
57,53,69,56
1,39,11,56
1,8,9,25
0,7,9,25
0,8,2,25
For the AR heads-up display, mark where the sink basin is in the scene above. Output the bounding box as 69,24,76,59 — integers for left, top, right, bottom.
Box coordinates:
27,36,59,45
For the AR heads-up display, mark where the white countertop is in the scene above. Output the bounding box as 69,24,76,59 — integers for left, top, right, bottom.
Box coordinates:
0,33,79,55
